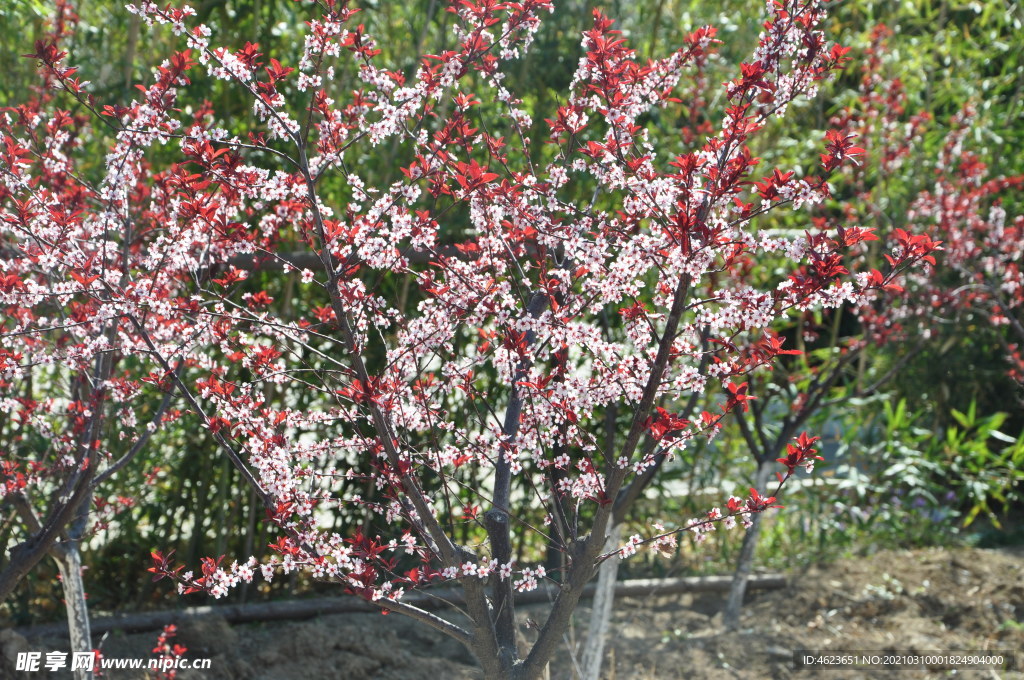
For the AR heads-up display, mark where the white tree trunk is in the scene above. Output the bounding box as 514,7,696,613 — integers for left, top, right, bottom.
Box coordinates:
52,495,93,680
724,461,773,630
579,523,621,680
53,543,93,680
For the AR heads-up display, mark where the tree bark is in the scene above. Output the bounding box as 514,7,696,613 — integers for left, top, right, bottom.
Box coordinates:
579,523,622,680
52,547,92,680
51,497,93,680
724,461,774,630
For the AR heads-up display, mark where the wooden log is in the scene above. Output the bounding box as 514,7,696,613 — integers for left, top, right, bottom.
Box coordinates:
18,573,787,640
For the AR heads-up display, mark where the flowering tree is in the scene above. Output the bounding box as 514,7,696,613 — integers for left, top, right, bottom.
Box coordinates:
714,25,1023,631
716,23,946,629
1,1,942,678
907,106,1024,387
0,5,188,677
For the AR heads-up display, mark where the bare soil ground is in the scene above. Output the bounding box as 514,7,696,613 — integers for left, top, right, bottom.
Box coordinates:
4,546,1022,679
